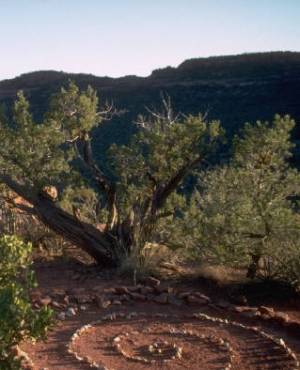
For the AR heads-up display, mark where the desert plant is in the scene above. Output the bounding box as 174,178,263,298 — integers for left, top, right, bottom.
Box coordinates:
0,83,222,268
0,235,52,369
183,115,300,284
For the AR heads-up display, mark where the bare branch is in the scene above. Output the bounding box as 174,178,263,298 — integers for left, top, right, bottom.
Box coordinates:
134,93,181,129
96,100,127,121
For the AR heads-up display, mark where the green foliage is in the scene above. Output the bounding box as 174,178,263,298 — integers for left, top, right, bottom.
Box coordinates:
0,91,70,189
183,115,300,286
0,235,52,369
109,111,222,262
110,113,222,214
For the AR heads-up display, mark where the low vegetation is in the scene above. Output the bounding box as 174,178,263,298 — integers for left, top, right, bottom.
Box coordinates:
0,83,299,285
0,235,52,368
0,83,300,367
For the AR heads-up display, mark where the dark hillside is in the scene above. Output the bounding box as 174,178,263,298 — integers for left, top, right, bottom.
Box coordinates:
1,51,300,163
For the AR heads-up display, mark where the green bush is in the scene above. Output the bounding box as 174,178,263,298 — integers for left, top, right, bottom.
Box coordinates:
0,235,52,369
183,116,300,287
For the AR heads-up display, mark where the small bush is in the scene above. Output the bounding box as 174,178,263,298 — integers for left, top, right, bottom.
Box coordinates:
0,235,52,369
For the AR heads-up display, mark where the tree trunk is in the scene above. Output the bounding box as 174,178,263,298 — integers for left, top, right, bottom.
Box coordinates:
33,197,118,267
0,174,119,267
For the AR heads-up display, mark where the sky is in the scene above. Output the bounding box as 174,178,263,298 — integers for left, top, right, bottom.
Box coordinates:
0,0,299,80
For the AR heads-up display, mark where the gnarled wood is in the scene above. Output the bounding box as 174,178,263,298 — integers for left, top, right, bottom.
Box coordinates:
0,173,118,267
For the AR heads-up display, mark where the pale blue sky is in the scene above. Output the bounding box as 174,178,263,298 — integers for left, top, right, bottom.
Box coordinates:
0,0,299,80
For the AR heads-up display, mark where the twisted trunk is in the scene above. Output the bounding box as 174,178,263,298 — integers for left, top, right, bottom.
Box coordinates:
0,174,118,267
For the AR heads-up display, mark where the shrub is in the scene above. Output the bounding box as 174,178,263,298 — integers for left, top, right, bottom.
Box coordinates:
183,116,300,287
0,235,52,369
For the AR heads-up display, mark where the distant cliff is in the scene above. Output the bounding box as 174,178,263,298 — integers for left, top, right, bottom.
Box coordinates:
1,51,300,162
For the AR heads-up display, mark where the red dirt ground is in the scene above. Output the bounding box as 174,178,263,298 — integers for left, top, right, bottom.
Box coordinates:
20,257,300,370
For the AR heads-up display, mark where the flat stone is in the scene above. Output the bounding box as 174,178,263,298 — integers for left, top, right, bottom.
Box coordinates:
154,293,169,304
272,311,290,325
50,288,66,298
75,294,94,304
177,291,191,299
103,287,117,294
39,296,52,306
129,292,147,301
233,306,258,313
115,286,130,294
57,312,66,320
95,296,111,308
193,292,211,303
143,276,161,287
168,295,183,306
51,301,62,309
69,287,86,296
155,285,174,294
215,299,232,309
186,295,208,306
240,310,261,319
127,284,143,292
140,286,155,295
66,307,77,317
231,294,248,305
259,306,275,317
118,294,131,302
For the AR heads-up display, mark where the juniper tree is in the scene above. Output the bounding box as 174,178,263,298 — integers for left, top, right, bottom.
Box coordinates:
183,115,300,282
0,83,222,267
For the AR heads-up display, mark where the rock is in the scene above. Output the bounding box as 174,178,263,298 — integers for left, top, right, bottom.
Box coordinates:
127,284,143,292
66,307,77,317
232,306,258,313
186,295,209,306
75,294,94,304
129,292,147,301
155,285,174,294
69,287,86,296
39,296,52,306
140,286,155,295
168,295,183,306
233,295,248,305
154,293,169,304
115,286,130,294
51,301,62,309
215,299,232,309
146,294,156,301
71,273,81,281
103,287,117,294
63,295,70,305
118,294,131,302
30,290,42,302
193,292,211,303
177,291,191,300
143,276,160,287
57,312,66,320
79,305,88,311
272,311,290,325
240,310,261,319
285,320,300,336
258,306,275,317
92,285,104,293
95,296,111,308
50,288,66,298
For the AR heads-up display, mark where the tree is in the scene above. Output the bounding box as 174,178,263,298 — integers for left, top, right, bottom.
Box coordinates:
183,115,300,282
0,83,222,267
